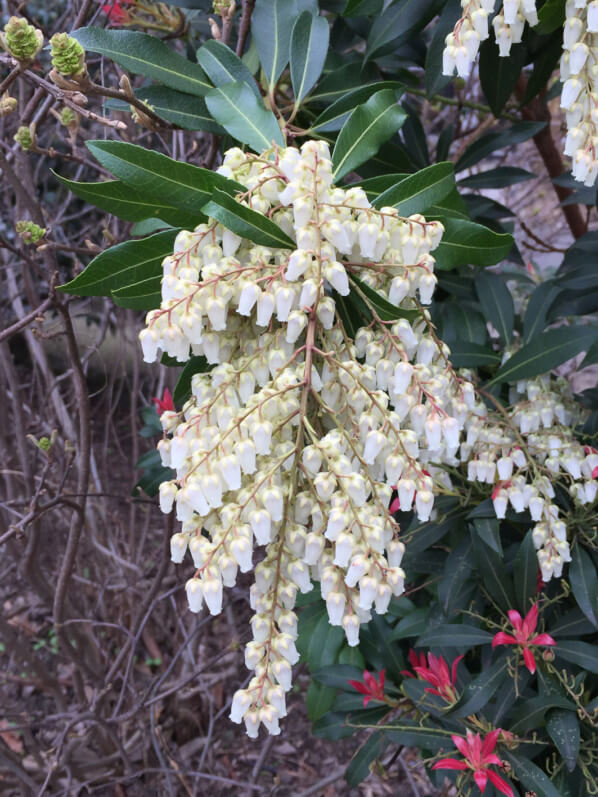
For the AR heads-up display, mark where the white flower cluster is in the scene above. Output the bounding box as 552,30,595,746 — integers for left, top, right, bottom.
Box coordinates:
441,0,598,186
138,140,485,737
562,0,598,185
443,0,537,77
465,373,594,581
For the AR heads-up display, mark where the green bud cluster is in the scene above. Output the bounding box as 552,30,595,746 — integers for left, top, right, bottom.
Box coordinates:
16,220,46,243
50,33,86,77
0,94,17,117
60,107,77,127
2,17,43,62
14,125,33,150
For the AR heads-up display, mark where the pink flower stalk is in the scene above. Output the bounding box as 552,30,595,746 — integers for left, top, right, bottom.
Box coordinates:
152,387,175,414
348,669,386,707
433,729,513,796
492,603,555,674
402,649,462,703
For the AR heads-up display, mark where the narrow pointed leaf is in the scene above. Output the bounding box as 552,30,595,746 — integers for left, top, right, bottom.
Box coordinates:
546,709,580,772
555,640,598,673
458,166,535,190
447,341,500,368
345,732,387,787
54,173,198,228
196,40,260,98
58,229,179,297
310,81,404,133
290,11,329,104
73,28,211,96
416,624,494,647
205,81,284,152
449,655,508,718
523,280,561,342
433,218,513,268
251,0,297,89
373,162,455,215
86,140,243,215
475,271,514,345
487,326,598,387
513,531,538,614
349,274,419,321
130,87,224,133
455,121,547,173
332,90,407,181
202,188,295,249
570,546,598,628
503,752,564,797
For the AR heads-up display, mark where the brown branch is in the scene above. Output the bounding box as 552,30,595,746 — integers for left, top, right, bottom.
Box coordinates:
0,294,53,344
236,0,256,57
515,77,586,239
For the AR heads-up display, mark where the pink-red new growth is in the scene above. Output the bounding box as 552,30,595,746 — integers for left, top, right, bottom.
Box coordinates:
492,603,555,674
152,387,175,414
102,0,133,23
402,649,462,703
433,729,513,796
348,669,385,707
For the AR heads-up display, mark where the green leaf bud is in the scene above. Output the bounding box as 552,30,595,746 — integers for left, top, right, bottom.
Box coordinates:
0,93,17,117
60,106,77,127
2,17,43,62
16,220,46,243
14,125,34,150
50,33,86,77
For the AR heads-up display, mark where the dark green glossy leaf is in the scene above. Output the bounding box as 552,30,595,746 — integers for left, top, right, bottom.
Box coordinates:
131,87,224,133
384,721,455,752
434,218,513,269
513,531,538,614
173,356,211,404
546,709,580,772
510,695,578,734
54,173,198,228
487,326,598,387
570,545,598,629
373,162,455,215
458,166,535,190
449,655,509,719
332,90,407,180
345,732,387,786
59,229,179,297
550,609,597,638
503,751,564,797
475,271,514,345
425,0,461,97
447,341,500,368
536,0,567,34
366,0,437,60
471,516,502,556
555,640,598,673
203,188,295,249
290,11,330,104
73,27,211,96
196,39,260,98
86,140,243,215
310,81,404,133
471,531,516,610
455,121,547,173
523,280,561,342
205,81,284,152
251,0,296,89
479,34,527,116
417,624,494,648
349,274,419,321
312,663,363,689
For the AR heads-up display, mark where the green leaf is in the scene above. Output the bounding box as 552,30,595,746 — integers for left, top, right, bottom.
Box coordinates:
523,280,561,342
196,39,260,98
433,218,513,269
503,752,563,797
486,326,598,387
438,539,474,617
449,656,509,719
546,709,580,772
202,188,295,249
297,602,345,721
132,87,224,133
555,640,598,673
343,0,383,14
290,11,329,104
312,663,363,689
384,720,454,752
536,0,567,34
479,34,527,116
251,0,296,89
471,516,502,556
349,274,419,322
332,90,407,182
447,341,500,368
570,546,598,629
389,608,431,640
373,162,455,215
53,173,198,229
345,733,386,787
440,303,487,344
550,609,597,638
86,140,243,215
349,173,410,200
173,356,211,404
205,81,284,152
521,32,562,104
366,0,437,60
471,531,515,611
455,121,546,173
417,624,494,648
510,695,578,734
306,62,381,105
112,277,162,310
58,229,179,297
513,531,538,614
73,28,211,96
475,272,514,345
310,81,404,133
458,166,535,190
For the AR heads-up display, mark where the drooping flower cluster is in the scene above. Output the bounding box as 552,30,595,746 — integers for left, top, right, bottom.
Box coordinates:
465,371,594,581
442,0,598,185
139,140,488,737
562,0,598,185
